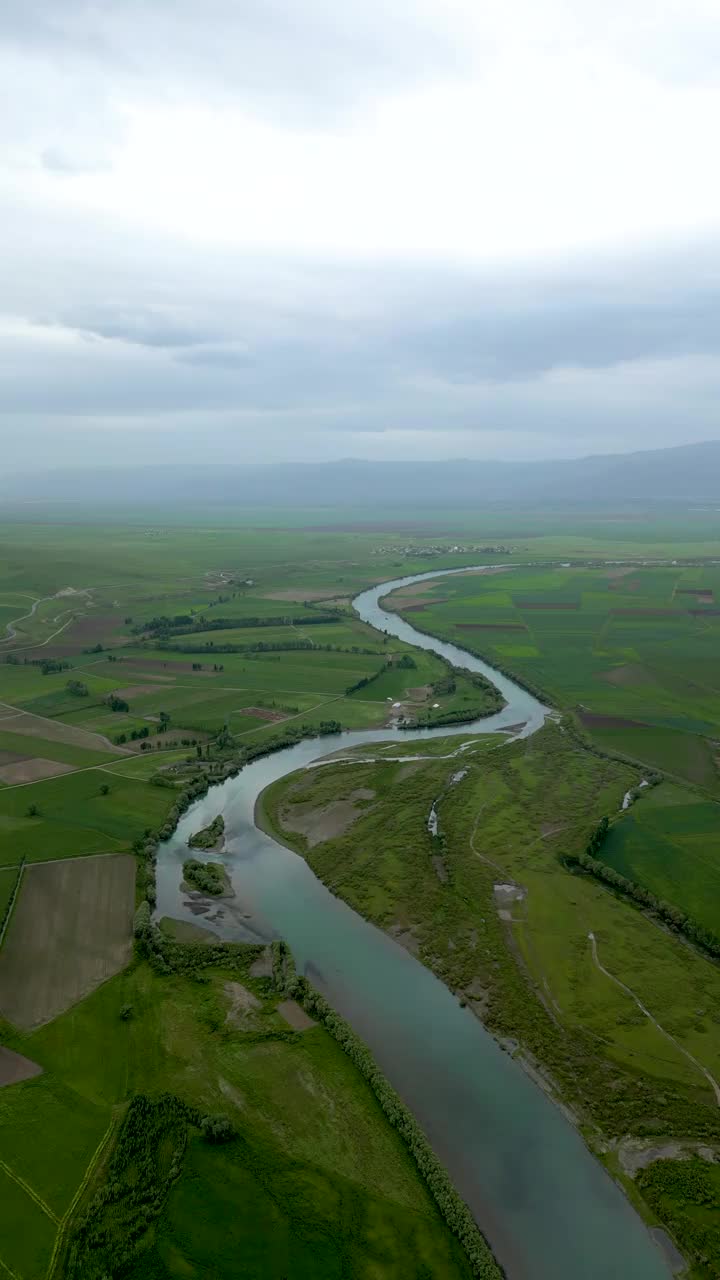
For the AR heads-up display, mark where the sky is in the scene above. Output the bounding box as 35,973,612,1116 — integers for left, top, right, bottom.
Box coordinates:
2,0,720,470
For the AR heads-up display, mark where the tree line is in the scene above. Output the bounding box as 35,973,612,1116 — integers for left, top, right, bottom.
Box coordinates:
564,818,720,961
65,1093,234,1279
135,612,339,638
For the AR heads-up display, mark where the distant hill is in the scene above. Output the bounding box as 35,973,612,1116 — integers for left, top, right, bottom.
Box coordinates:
3,441,720,508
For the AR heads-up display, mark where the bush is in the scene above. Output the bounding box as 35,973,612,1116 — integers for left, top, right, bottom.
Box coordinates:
66,679,89,697
200,1115,234,1143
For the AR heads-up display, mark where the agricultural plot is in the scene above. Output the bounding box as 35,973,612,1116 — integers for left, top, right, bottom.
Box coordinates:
0,1046,42,1087
0,726,120,778
0,1072,111,1279
385,565,720,791
0,853,135,1028
600,783,720,935
0,707,121,752
0,1164,58,1280
0,769,177,865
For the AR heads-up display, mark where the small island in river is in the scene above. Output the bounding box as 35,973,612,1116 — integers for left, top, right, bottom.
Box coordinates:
188,813,225,850
182,857,233,897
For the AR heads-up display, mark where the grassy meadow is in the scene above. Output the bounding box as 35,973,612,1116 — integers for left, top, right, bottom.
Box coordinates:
0,954,473,1280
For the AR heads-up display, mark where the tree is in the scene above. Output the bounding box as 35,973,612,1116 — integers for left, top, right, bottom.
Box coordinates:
66,679,89,697
200,1115,234,1144
100,783,110,796
119,1004,133,1020
26,803,39,817
196,744,203,759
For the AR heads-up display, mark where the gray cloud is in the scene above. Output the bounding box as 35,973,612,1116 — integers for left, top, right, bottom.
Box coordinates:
2,1,720,469
62,305,226,350
2,233,720,457
3,0,470,127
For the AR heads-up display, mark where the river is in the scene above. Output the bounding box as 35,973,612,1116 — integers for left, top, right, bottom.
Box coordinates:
155,566,672,1279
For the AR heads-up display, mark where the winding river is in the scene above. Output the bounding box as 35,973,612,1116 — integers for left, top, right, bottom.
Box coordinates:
156,567,672,1280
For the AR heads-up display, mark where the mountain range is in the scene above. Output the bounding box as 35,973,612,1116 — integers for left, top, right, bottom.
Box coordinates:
3,440,719,508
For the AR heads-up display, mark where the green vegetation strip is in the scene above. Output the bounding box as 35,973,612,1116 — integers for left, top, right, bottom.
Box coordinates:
271,940,503,1279
0,860,25,948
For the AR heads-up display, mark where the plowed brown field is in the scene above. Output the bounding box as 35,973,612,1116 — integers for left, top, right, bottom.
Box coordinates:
0,853,135,1029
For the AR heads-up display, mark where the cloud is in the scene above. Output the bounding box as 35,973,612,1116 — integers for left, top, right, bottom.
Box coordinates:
2,1,720,469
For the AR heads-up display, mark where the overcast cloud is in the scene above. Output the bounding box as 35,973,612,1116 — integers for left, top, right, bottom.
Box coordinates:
2,0,720,469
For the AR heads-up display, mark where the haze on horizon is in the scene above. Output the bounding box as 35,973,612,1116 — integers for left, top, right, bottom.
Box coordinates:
2,0,720,472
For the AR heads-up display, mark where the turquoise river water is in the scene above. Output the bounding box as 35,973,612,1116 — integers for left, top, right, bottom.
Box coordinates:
155,567,672,1279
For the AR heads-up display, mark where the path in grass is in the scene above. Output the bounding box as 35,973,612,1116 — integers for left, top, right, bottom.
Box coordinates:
0,1159,58,1225
46,1114,117,1280
588,931,720,1103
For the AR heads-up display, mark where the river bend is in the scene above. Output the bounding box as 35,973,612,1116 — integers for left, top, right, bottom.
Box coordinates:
156,566,671,1280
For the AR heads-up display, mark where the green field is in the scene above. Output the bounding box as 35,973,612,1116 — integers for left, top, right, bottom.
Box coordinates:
0,954,473,1280
384,564,720,793
600,783,720,935
0,769,178,865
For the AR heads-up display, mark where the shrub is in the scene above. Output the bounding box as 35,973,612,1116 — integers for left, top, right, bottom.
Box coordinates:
200,1115,234,1144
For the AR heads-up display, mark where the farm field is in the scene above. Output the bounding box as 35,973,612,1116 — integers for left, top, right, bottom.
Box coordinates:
0,953,473,1280
0,768,179,866
0,854,135,1028
600,783,720,936
383,564,720,793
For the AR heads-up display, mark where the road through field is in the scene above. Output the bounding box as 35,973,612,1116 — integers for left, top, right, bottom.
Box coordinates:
155,565,672,1280
0,587,93,653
